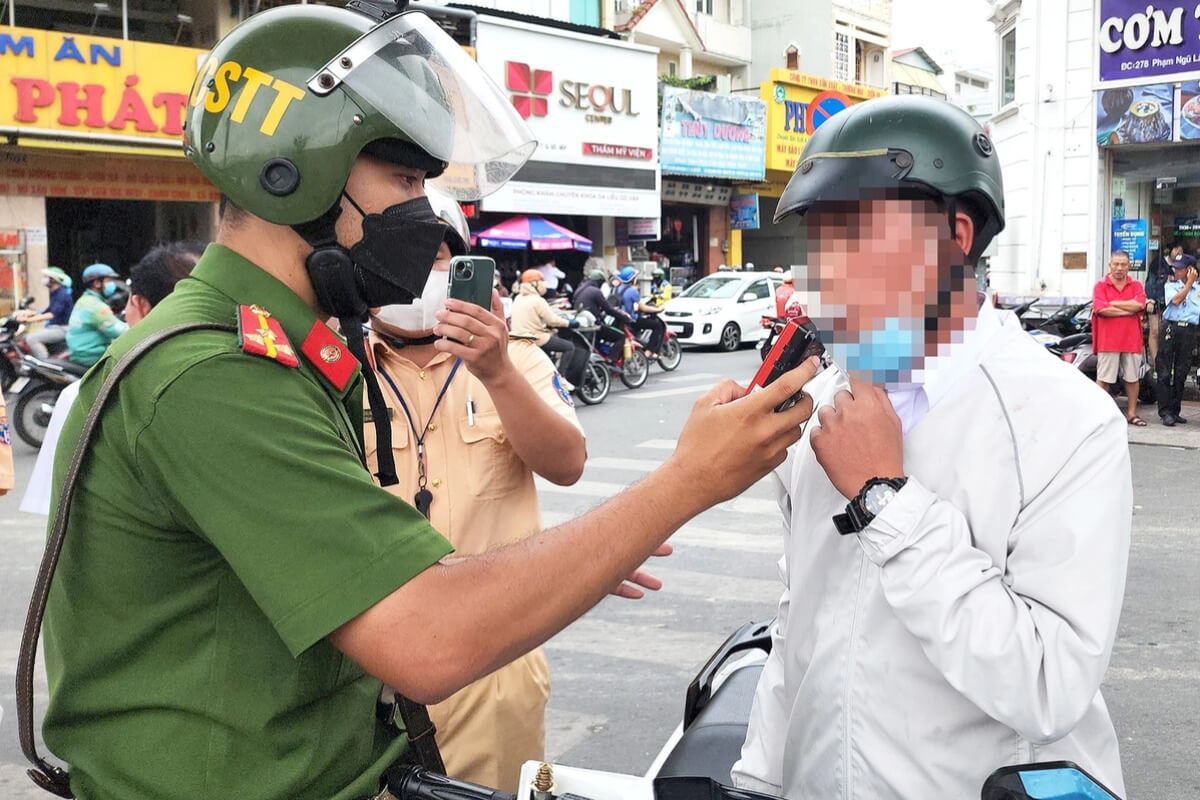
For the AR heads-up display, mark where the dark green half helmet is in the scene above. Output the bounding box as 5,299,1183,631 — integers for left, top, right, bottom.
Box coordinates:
184,4,536,225
775,95,1004,261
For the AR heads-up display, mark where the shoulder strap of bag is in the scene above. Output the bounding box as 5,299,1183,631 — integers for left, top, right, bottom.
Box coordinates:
17,322,235,797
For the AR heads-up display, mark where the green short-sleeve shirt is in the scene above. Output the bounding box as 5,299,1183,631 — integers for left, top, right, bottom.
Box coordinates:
42,245,453,800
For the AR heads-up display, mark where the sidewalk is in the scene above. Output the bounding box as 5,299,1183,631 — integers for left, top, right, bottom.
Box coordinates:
1126,399,1200,449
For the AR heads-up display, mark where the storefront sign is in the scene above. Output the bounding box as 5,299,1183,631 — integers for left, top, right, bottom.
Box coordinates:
0,148,218,201
659,87,766,181
760,69,884,174
615,217,660,244
729,192,760,230
1096,82,1175,145
1111,218,1149,269
661,180,732,206
1097,1,1200,85
0,27,205,149
476,17,659,218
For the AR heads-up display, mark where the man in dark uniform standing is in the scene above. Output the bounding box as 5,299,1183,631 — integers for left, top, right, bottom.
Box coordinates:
26,5,819,800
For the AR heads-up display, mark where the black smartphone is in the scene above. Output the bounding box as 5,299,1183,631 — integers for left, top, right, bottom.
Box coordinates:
746,317,825,412
447,256,495,309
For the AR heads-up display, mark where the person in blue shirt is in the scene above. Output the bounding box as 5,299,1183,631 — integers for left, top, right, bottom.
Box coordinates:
66,263,129,368
1156,254,1200,426
17,266,74,360
614,265,666,357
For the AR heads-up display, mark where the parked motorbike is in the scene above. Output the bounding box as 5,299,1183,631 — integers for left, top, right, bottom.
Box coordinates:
382,620,1125,800
9,354,86,448
1046,333,1157,404
0,296,36,392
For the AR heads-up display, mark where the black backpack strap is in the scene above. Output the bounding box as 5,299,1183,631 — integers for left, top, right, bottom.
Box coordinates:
16,322,234,797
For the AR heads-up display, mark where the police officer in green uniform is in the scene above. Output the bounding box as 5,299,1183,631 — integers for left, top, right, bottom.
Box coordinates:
26,5,819,800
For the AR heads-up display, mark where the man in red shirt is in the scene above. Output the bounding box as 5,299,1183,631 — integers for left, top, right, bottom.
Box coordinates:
1093,249,1148,425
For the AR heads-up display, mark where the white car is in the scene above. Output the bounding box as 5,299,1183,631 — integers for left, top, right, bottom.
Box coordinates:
661,272,782,351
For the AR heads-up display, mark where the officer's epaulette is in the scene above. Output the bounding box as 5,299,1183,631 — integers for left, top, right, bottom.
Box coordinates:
238,305,299,368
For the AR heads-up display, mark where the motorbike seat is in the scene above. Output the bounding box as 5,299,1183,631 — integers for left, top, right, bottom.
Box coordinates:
656,661,763,784
1055,332,1091,350
59,360,90,376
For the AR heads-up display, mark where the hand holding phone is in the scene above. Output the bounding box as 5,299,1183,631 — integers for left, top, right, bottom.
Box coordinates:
747,317,825,412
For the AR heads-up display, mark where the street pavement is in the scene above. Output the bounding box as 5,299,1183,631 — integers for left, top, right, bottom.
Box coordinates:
0,346,1197,798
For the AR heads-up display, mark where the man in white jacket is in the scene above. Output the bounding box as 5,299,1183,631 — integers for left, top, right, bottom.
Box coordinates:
732,96,1130,799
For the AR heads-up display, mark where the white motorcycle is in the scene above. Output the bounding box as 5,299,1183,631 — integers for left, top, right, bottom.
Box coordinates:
384,621,1124,800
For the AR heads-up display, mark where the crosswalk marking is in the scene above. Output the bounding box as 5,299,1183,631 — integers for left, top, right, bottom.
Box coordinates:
636,439,678,450
536,478,779,516
615,384,713,400
585,456,665,472
541,511,782,555
658,372,721,384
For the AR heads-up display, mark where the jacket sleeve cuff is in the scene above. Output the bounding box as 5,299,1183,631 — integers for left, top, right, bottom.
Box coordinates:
857,478,937,566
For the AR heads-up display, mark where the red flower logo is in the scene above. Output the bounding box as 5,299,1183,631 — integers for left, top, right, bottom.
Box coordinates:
506,61,552,119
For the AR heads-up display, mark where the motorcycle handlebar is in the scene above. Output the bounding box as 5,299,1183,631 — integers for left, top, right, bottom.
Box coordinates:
386,766,517,800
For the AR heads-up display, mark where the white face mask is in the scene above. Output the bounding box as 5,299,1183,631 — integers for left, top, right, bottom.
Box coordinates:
373,268,450,335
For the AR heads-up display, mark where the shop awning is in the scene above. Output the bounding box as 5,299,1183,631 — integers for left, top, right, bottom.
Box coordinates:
892,62,947,96
473,215,593,253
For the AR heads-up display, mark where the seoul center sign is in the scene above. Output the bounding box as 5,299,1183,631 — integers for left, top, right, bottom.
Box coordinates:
503,60,639,124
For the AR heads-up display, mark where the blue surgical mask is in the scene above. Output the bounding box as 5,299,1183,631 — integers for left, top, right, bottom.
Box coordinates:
102,281,119,298
827,316,922,385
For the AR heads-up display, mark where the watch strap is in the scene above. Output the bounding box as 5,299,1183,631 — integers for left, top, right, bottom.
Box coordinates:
833,476,908,535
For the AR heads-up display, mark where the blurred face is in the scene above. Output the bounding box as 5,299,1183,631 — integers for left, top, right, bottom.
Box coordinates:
798,198,975,384
1109,254,1131,281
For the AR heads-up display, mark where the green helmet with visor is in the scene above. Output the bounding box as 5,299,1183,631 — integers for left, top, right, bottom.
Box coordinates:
184,4,536,224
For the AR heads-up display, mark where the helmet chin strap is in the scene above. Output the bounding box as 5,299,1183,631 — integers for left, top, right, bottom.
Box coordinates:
292,205,399,488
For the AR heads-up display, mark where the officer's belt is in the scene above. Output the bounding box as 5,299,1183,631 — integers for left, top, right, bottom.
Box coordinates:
16,321,445,798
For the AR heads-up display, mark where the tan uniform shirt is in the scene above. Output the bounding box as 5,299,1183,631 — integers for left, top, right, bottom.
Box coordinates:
365,335,583,793
509,285,565,346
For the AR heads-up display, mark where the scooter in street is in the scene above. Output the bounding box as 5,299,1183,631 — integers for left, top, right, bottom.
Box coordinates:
382,620,1126,800
1,296,37,392
9,353,87,448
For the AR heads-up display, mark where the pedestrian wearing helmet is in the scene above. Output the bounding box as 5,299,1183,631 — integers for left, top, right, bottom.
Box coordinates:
364,189,585,792
24,6,822,800
649,266,673,306
17,267,75,360
614,266,666,358
734,96,1129,800
510,269,587,389
65,263,128,367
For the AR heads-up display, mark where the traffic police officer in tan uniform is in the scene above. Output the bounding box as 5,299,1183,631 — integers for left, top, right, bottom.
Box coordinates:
23,4,819,799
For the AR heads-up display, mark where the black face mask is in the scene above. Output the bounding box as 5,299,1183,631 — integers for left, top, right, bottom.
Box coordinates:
344,194,446,308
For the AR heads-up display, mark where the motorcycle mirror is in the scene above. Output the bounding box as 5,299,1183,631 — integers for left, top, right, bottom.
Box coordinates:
22,295,34,307
981,761,1122,800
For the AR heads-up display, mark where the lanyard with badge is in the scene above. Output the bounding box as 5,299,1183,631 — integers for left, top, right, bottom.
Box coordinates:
376,360,462,518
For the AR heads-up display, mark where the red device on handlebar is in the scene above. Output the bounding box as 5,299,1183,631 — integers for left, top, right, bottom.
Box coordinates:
746,316,825,411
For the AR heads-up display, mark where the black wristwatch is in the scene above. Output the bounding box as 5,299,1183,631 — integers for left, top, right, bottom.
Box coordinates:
833,477,909,535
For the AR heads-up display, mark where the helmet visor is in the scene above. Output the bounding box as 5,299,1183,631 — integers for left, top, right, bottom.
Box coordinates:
308,11,537,201
425,185,471,255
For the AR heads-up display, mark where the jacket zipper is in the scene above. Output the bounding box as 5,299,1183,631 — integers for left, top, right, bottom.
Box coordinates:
843,550,868,800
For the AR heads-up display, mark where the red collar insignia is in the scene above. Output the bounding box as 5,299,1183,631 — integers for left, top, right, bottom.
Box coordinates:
238,305,299,368
301,321,358,391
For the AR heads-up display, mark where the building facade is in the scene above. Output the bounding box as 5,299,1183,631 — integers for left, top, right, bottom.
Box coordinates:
987,0,1200,302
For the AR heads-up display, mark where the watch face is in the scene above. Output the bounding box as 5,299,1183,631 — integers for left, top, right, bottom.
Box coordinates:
863,484,898,517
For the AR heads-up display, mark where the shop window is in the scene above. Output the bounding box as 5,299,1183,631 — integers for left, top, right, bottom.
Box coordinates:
1000,28,1016,107
668,61,677,77
834,31,851,82
696,0,713,15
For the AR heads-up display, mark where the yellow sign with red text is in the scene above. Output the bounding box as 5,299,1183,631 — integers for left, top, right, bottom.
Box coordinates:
0,26,205,151
760,68,885,174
